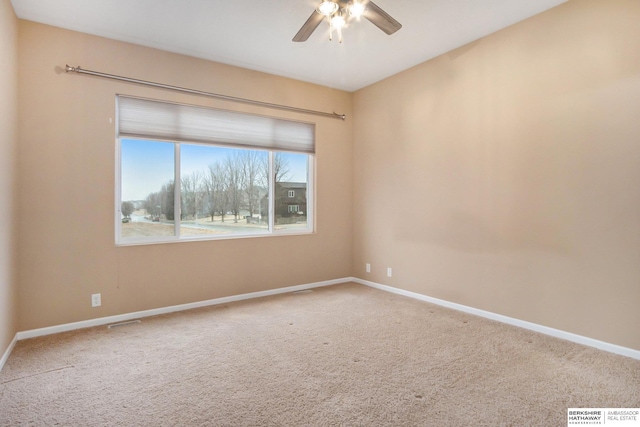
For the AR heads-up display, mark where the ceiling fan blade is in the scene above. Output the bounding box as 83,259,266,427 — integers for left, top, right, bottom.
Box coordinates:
293,11,325,42
363,1,402,35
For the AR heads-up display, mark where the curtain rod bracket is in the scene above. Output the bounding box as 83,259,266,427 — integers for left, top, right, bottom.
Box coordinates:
64,64,346,121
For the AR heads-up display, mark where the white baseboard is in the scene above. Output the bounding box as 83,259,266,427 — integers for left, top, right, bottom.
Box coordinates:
10,277,639,364
352,277,640,361
0,334,17,372
16,277,347,341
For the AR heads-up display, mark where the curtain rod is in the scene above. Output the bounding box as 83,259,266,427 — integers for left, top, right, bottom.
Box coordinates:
64,65,346,121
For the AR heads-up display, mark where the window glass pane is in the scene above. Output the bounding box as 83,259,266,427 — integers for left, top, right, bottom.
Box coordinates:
120,139,175,239
274,152,309,230
117,97,314,246
180,144,269,236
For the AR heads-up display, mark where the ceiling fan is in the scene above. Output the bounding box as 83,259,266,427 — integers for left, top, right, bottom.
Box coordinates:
293,0,402,43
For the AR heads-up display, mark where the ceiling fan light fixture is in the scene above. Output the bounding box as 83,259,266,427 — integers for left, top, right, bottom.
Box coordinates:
294,0,401,43
348,1,366,19
330,13,346,30
317,1,339,17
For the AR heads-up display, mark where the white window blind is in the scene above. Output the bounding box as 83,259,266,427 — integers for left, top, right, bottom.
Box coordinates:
117,96,315,154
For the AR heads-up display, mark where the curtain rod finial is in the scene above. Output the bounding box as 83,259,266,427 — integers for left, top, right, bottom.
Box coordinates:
65,65,80,73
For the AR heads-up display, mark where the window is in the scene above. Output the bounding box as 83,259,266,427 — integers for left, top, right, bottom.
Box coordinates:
116,96,314,245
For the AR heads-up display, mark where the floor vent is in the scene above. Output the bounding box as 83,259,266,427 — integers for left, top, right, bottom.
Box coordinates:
107,320,141,329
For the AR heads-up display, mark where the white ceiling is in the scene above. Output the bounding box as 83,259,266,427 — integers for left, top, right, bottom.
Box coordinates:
11,0,568,92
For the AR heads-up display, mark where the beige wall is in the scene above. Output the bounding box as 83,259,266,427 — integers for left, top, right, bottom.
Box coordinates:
16,21,353,330
0,0,18,356
10,0,640,352
353,0,640,350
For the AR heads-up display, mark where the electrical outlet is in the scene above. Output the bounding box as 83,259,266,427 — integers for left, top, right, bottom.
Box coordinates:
387,267,393,277
91,293,101,307
366,263,371,273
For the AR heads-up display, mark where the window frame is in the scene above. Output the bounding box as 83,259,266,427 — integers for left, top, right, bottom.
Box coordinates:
115,96,315,246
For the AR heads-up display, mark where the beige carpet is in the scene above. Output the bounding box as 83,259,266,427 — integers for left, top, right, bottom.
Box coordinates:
1,283,638,426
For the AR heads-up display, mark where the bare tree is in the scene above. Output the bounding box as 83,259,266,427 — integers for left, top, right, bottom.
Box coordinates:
181,170,203,221
160,181,175,220
121,201,134,219
203,163,218,222
260,152,291,185
144,192,161,218
143,180,174,221
205,161,230,222
240,151,266,218
258,152,292,224
274,152,291,184
225,153,245,223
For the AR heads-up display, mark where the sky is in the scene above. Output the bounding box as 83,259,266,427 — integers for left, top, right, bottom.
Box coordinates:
120,139,309,201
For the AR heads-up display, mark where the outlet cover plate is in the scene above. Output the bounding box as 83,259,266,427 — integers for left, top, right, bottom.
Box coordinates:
91,293,101,307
